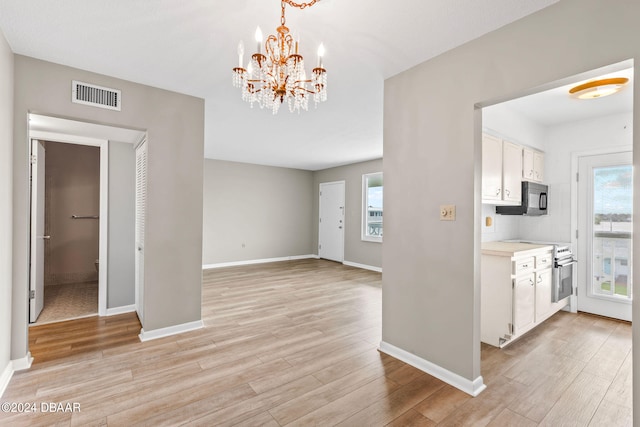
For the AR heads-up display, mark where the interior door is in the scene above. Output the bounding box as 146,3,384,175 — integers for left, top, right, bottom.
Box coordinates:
29,139,46,323
577,151,632,321
319,181,345,262
135,139,147,324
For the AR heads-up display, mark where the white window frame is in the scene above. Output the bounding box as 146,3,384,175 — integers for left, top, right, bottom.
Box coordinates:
362,172,383,243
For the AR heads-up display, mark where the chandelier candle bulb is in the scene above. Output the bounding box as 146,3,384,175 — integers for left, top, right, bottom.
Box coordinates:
255,27,263,53
237,41,244,68
317,43,325,68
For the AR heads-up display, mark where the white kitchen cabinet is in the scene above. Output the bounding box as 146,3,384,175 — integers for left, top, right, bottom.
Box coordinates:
481,242,566,348
481,134,503,202
482,134,522,205
522,147,544,183
535,268,553,321
513,273,535,334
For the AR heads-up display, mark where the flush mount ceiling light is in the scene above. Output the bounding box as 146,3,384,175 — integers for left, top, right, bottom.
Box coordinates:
232,0,327,114
569,77,629,99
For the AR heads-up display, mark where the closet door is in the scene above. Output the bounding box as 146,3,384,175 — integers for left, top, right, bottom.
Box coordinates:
135,138,147,325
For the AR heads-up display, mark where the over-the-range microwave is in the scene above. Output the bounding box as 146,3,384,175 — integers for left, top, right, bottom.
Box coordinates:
496,182,548,216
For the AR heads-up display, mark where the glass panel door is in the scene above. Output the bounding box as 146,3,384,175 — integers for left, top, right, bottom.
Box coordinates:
577,151,632,321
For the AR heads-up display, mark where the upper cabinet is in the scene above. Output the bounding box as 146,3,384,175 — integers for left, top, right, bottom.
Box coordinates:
482,134,522,205
522,147,544,183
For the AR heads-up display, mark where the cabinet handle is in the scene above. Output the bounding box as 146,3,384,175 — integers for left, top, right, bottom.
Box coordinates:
496,188,501,196
529,279,534,286
521,264,528,268
505,189,510,196
537,276,542,284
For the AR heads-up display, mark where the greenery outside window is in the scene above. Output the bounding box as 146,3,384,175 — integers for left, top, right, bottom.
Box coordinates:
362,172,383,242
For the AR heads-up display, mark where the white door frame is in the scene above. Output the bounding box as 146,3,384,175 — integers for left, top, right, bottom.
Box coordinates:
29,130,109,317
570,145,632,316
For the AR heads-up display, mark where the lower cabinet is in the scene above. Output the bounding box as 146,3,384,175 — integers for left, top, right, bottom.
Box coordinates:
481,246,566,348
513,273,535,335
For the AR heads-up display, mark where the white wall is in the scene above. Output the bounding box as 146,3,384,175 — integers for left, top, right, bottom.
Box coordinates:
202,159,314,265
519,112,633,243
0,29,13,396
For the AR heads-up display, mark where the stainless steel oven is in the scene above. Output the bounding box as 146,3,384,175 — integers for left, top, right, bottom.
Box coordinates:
553,245,576,302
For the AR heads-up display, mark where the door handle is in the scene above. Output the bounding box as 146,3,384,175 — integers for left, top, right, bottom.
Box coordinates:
338,226,343,229
40,235,50,240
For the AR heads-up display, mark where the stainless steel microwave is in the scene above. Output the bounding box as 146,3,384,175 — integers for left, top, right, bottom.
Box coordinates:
496,182,548,216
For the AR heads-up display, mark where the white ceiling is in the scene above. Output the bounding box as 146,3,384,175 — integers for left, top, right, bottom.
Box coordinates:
497,65,634,128
0,0,566,170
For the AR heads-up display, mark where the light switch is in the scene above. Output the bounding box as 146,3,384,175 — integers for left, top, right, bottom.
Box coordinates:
440,205,456,221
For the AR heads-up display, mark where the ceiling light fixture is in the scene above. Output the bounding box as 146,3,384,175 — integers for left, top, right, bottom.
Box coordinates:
232,0,327,114
569,77,629,99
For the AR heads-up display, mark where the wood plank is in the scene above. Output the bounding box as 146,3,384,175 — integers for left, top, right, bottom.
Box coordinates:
0,260,632,426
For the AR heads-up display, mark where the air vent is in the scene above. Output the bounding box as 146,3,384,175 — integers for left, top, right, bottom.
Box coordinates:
72,80,121,111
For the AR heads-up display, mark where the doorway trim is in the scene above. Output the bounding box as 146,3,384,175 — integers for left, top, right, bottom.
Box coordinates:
29,130,109,317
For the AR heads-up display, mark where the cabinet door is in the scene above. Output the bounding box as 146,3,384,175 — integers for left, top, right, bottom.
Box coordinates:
502,141,523,203
533,151,544,182
535,269,553,321
482,134,503,201
513,274,535,334
522,148,535,180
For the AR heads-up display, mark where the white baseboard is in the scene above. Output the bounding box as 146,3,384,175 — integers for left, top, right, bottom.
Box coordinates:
139,320,204,342
0,361,13,398
12,352,33,371
379,341,486,397
203,254,317,270
343,260,382,273
106,304,136,316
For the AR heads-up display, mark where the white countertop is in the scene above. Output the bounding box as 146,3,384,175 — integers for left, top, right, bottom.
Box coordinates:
481,241,553,257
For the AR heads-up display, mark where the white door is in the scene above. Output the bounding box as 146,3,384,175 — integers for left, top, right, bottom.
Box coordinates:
135,139,147,324
319,181,345,262
577,151,632,321
29,139,46,323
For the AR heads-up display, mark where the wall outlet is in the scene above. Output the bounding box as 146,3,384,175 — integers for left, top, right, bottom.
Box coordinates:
440,205,456,221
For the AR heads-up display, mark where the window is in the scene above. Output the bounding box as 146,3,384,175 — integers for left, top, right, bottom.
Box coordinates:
362,172,383,242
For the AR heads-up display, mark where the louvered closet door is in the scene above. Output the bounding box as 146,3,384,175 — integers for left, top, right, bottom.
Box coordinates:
135,139,147,324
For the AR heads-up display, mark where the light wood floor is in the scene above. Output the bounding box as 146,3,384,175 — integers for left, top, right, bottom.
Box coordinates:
1,259,632,426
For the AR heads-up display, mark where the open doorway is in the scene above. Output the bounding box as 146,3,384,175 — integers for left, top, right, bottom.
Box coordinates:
30,140,101,324
480,61,633,324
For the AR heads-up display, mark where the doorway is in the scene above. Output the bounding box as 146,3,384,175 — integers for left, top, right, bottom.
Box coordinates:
575,150,633,321
318,181,345,262
30,140,101,324
29,136,108,324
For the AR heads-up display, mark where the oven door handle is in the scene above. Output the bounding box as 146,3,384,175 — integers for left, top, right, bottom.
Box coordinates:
556,258,577,267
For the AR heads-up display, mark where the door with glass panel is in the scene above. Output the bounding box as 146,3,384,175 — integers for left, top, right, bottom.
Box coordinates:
577,151,632,321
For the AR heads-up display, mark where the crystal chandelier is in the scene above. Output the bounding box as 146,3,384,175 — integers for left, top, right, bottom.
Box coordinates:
232,0,327,114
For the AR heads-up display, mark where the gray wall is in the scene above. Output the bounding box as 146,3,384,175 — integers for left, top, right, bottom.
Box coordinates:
12,56,204,359
202,159,314,264
383,0,639,414
108,141,135,308
313,159,383,269
0,29,13,387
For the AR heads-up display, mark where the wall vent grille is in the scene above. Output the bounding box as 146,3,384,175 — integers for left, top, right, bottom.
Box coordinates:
72,80,121,111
